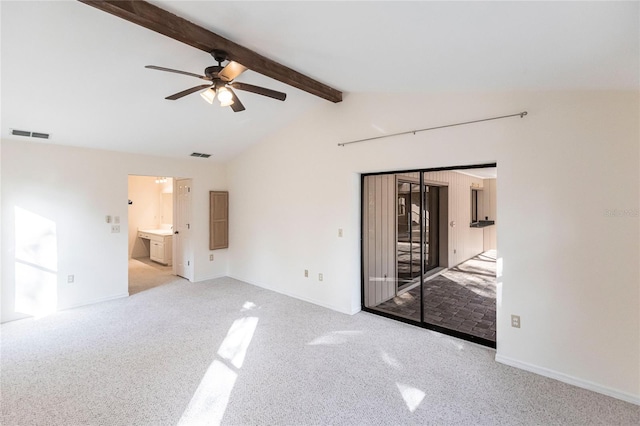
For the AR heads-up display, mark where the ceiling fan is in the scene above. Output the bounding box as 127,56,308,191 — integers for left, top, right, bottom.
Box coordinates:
146,50,286,112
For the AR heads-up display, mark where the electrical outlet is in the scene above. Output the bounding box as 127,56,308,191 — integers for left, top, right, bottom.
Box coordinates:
111,225,120,233
511,315,521,328
318,273,323,281
209,254,214,261
67,275,74,283
338,228,343,238
114,216,120,224
304,269,309,278
105,215,111,223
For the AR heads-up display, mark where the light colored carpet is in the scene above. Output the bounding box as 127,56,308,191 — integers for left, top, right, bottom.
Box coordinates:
1,277,638,425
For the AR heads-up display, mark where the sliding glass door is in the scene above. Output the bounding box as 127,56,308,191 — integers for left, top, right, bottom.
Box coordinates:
363,173,441,323
362,165,498,348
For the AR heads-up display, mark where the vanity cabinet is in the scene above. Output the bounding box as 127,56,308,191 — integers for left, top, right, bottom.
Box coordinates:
138,231,173,266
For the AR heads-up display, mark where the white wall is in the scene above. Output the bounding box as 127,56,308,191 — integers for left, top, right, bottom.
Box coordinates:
483,178,497,221
1,140,229,323
227,91,639,402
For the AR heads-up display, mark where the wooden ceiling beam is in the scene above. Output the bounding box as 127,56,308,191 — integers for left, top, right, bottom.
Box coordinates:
78,0,342,103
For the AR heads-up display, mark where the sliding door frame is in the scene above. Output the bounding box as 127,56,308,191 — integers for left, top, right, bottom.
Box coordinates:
360,163,497,348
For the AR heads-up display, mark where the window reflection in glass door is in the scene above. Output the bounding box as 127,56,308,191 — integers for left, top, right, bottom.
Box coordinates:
424,186,439,272
397,180,421,292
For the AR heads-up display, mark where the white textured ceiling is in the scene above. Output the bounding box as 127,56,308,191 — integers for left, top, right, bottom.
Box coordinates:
1,1,638,161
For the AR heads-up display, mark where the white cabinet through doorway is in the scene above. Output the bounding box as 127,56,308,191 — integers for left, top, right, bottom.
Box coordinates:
138,230,173,266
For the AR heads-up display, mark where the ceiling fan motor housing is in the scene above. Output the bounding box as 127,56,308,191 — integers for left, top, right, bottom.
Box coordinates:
204,65,223,79
211,49,228,64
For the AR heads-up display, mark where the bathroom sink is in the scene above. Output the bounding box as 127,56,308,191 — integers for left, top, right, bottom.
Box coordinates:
139,229,173,236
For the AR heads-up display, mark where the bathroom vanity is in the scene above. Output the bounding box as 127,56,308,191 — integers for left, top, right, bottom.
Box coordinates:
138,229,173,266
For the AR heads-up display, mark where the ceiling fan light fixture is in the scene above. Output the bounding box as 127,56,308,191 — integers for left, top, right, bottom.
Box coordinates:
217,87,233,105
200,88,216,104
220,98,235,107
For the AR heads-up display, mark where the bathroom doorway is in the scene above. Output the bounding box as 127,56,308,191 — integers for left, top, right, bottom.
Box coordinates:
127,175,179,295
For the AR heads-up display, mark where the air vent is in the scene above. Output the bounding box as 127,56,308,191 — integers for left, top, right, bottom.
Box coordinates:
190,152,211,158
11,129,50,139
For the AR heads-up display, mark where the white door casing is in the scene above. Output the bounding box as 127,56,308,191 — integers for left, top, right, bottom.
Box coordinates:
175,178,194,281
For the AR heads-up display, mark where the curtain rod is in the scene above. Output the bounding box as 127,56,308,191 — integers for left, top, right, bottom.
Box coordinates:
337,111,528,147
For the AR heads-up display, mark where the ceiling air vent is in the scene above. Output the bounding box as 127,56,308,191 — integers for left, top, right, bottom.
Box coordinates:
11,129,50,139
190,152,211,158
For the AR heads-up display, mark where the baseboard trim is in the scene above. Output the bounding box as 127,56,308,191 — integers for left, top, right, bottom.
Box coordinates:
194,274,227,282
495,354,639,405
62,292,129,311
227,275,356,315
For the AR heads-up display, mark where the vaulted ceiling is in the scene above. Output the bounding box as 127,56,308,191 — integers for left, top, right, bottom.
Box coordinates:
1,1,638,161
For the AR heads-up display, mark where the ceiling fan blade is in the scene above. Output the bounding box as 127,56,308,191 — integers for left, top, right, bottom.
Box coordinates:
165,84,212,100
227,88,246,112
145,65,209,81
229,82,286,101
218,61,247,82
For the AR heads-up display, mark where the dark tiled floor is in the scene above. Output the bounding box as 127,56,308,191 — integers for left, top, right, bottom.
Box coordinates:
375,250,496,342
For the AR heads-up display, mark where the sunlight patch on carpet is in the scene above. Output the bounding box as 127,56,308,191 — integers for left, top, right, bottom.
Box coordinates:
380,349,402,369
396,382,426,412
217,317,259,369
307,330,362,346
178,316,259,425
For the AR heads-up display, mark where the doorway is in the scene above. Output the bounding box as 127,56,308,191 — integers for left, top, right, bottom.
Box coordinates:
128,175,185,295
362,165,498,347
